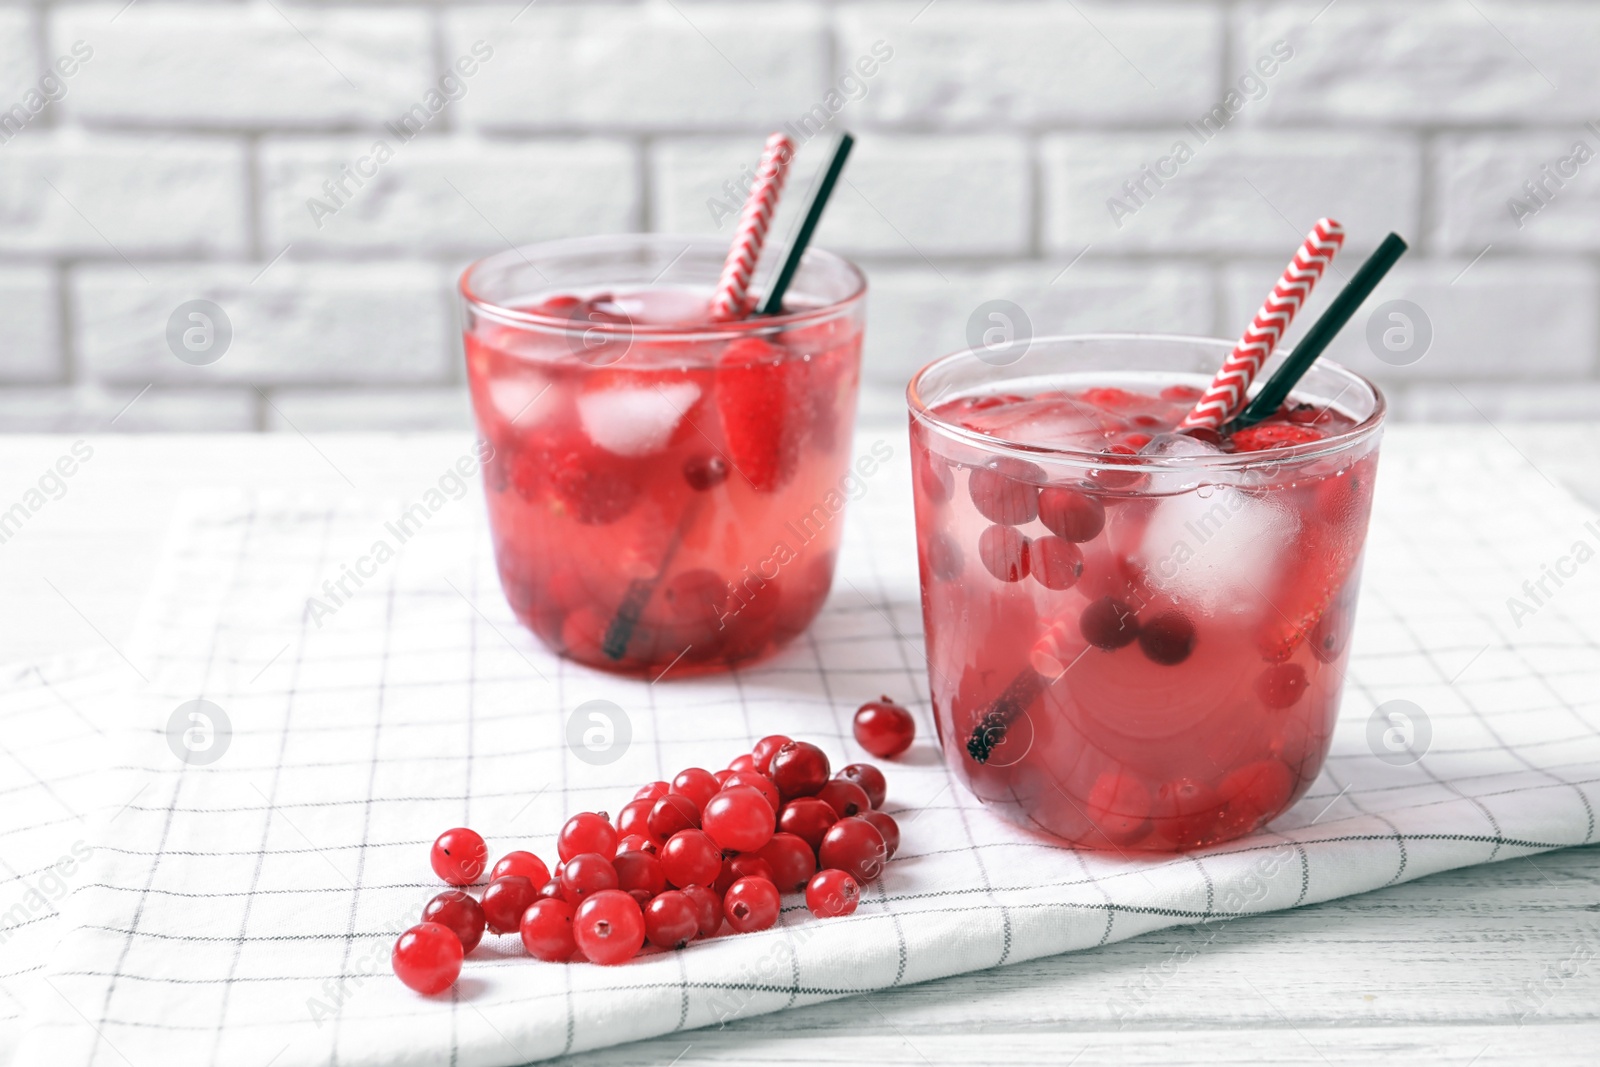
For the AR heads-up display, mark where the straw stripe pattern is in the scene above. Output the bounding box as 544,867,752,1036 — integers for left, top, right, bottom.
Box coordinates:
1180,217,1346,430
708,132,794,321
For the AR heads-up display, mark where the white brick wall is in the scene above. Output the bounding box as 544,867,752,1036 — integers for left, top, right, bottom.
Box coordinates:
0,0,1595,431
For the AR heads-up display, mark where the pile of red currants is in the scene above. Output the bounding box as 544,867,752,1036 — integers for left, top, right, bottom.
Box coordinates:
392,699,916,994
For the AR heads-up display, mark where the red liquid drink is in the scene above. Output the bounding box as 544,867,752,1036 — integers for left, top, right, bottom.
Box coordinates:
461,235,866,675
908,335,1385,850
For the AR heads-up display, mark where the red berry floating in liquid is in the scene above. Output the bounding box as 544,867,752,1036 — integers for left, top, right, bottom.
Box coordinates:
520,898,577,962
1079,596,1140,650
1031,535,1084,591
723,876,781,933
430,828,488,886
853,697,915,759
393,922,463,994
574,889,645,966
1138,612,1196,666
806,869,861,918
968,458,1043,526
977,524,1031,583
1256,663,1309,710
421,890,486,954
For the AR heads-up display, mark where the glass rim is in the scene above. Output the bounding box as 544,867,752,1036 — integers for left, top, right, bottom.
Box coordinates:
906,332,1388,474
458,232,868,341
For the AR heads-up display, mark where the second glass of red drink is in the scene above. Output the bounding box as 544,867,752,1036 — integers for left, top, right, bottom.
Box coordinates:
461,234,866,676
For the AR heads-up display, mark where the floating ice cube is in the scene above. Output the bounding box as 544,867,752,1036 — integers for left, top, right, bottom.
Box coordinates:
1137,485,1298,616
487,374,554,426
1140,432,1223,494
577,381,702,457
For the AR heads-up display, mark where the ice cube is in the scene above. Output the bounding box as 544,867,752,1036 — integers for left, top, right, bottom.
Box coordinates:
970,397,1105,448
1137,485,1298,617
487,374,554,427
577,381,702,457
1140,432,1223,494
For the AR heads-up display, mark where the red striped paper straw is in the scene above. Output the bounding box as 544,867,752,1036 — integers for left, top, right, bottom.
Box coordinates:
1180,217,1346,431
708,132,794,321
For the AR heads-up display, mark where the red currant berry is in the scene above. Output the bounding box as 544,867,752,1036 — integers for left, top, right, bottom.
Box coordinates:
778,797,838,852
727,753,758,775
421,889,486,954
1037,485,1105,542
560,852,619,905
574,890,645,966
617,834,657,855
852,697,915,759
613,849,667,899
536,878,565,901
643,890,700,950
617,798,656,841
713,768,734,787
481,875,538,935
815,778,871,819
723,876,781,933
558,812,618,863
968,458,1043,526
713,855,740,896
681,884,723,938
730,854,775,885
683,453,729,491
702,785,777,853
770,741,830,802
750,735,792,775
1080,596,1140,650
977,524,1031,583
819,818,888,884
1031,535,1085,591
754,832,817,893
660,829,722,889
635,781,670,803
723,772,780,813
520,898,576,962
430,828,487,886
392,922,463,994
835,764,887,809
1086,771,1153,845
670,768,720,810
489,851,550,886
1138,612,1196,666
1255,663,1309,710
805,869,861,918
860,811,900,859
647,793,701,840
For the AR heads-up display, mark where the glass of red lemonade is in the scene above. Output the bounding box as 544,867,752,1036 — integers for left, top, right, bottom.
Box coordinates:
907,334,1385,850
461,234,866,676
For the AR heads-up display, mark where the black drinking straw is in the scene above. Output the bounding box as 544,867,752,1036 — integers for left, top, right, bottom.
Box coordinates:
1230,233,1409,430
601,134,855,664
757,132,854,316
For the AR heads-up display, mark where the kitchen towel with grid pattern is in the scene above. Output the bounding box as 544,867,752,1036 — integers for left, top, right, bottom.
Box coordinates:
11,430,1600,1067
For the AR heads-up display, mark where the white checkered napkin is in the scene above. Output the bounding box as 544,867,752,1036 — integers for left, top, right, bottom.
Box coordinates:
0,651,136,1067
13,429,1600,1067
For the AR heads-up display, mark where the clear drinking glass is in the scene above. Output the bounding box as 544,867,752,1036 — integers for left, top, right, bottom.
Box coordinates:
907,334,1385,850
461,234,866,676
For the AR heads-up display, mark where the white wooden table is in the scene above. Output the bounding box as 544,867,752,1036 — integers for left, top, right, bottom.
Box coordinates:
4,426,1600,1065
